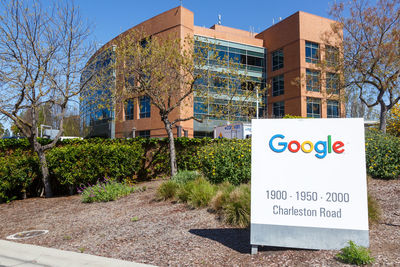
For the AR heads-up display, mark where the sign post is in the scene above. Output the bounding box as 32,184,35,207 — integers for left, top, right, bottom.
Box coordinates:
251,118,369,253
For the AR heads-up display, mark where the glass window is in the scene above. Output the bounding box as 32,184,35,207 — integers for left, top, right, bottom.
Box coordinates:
139,96,151,118
307,97,321,118
137,130,150,138
272,49,284,71
306,69,320,92
247,55,264,67
326,72,339,94
194,102,207,115
306,41,319,63
327,100,340,118
272,75,284,96
125,99,134,120
273,101,285,118
194,131,213,138
326,45,339,67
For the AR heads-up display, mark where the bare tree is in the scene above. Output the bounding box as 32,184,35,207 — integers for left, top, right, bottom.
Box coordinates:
0,0,93,197
328,0,400,132
116,31,260,176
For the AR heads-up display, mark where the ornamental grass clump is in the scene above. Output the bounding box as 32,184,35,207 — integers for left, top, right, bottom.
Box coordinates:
336,241,375,265
223,184,251,227
171,170,202,184
186,177,217,208
210,181,236,212
368,193,381,224
79,178,135,203
156,180,179,200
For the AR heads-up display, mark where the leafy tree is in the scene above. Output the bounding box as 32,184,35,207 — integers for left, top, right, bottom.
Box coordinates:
0,122,4,137
115,31,260,176
10,124,21,137
0,0,93,197
387,103,400,136
328,0,400,132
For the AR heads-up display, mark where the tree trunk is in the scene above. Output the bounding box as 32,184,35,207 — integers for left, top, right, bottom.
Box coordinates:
162,116,177,177
379,102,387,133
36,148,53,198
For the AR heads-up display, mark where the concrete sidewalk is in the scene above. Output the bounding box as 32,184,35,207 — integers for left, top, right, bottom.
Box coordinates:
0,240,155,267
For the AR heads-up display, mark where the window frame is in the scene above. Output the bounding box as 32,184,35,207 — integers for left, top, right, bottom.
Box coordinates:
326,72,339,94
272,74,284,96
327,100,340,118
273,101,285,118
139,95,151,118
325,45,339,67
137,130,150,138
306,69,321,92
124,98,134,120
306,97,321,118
305,41,319,64
272,49,284,71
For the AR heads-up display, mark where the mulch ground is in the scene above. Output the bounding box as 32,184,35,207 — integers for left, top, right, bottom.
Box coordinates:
0,178,399,266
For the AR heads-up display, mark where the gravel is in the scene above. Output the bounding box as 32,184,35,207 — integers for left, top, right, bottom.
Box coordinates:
0,178,399,266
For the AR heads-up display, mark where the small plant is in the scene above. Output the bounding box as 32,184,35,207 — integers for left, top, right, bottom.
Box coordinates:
223,184,250,227
78,247,85,253
63,235,72,240
336,241,375,265
79,179,135,203
210,181,235,212
171,170,202,184
176,181,195,202
130,216,139,222
368,193,381,224
156,180,179,200
187,177,216,208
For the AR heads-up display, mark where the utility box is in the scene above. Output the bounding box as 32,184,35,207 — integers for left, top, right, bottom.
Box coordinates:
213,123,251,139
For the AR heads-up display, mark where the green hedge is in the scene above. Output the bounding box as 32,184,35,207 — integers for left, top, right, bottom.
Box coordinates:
365,130,400,179
1,131,399,202
0,151,39,202
47,142,144,186
198,139,251,185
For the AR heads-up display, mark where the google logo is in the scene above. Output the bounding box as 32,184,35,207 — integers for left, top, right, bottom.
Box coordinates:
269,134,345,159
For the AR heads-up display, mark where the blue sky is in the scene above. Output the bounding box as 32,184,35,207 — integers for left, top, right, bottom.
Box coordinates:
76,0,337,47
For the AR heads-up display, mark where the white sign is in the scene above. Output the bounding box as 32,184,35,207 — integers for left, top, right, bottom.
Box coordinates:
251,118,369,251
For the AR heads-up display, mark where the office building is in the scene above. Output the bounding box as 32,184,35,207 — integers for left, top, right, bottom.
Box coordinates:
80,6,344,138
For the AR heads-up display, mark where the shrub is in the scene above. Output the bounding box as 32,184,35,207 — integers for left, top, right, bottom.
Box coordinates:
336,240,375,265
47,142,144,187
156,180,179,200
171,170,202,184
0,152,39,203
176,181,195,203
80,179,135,203
186,177,216,208
365,130,400,179
199,139,251,185
368,193,381,224
387,103,400,137
210,182,236,212
223,184,251,227
283,114,305,119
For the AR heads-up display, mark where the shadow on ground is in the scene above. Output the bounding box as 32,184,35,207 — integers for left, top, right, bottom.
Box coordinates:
189,228,290,254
